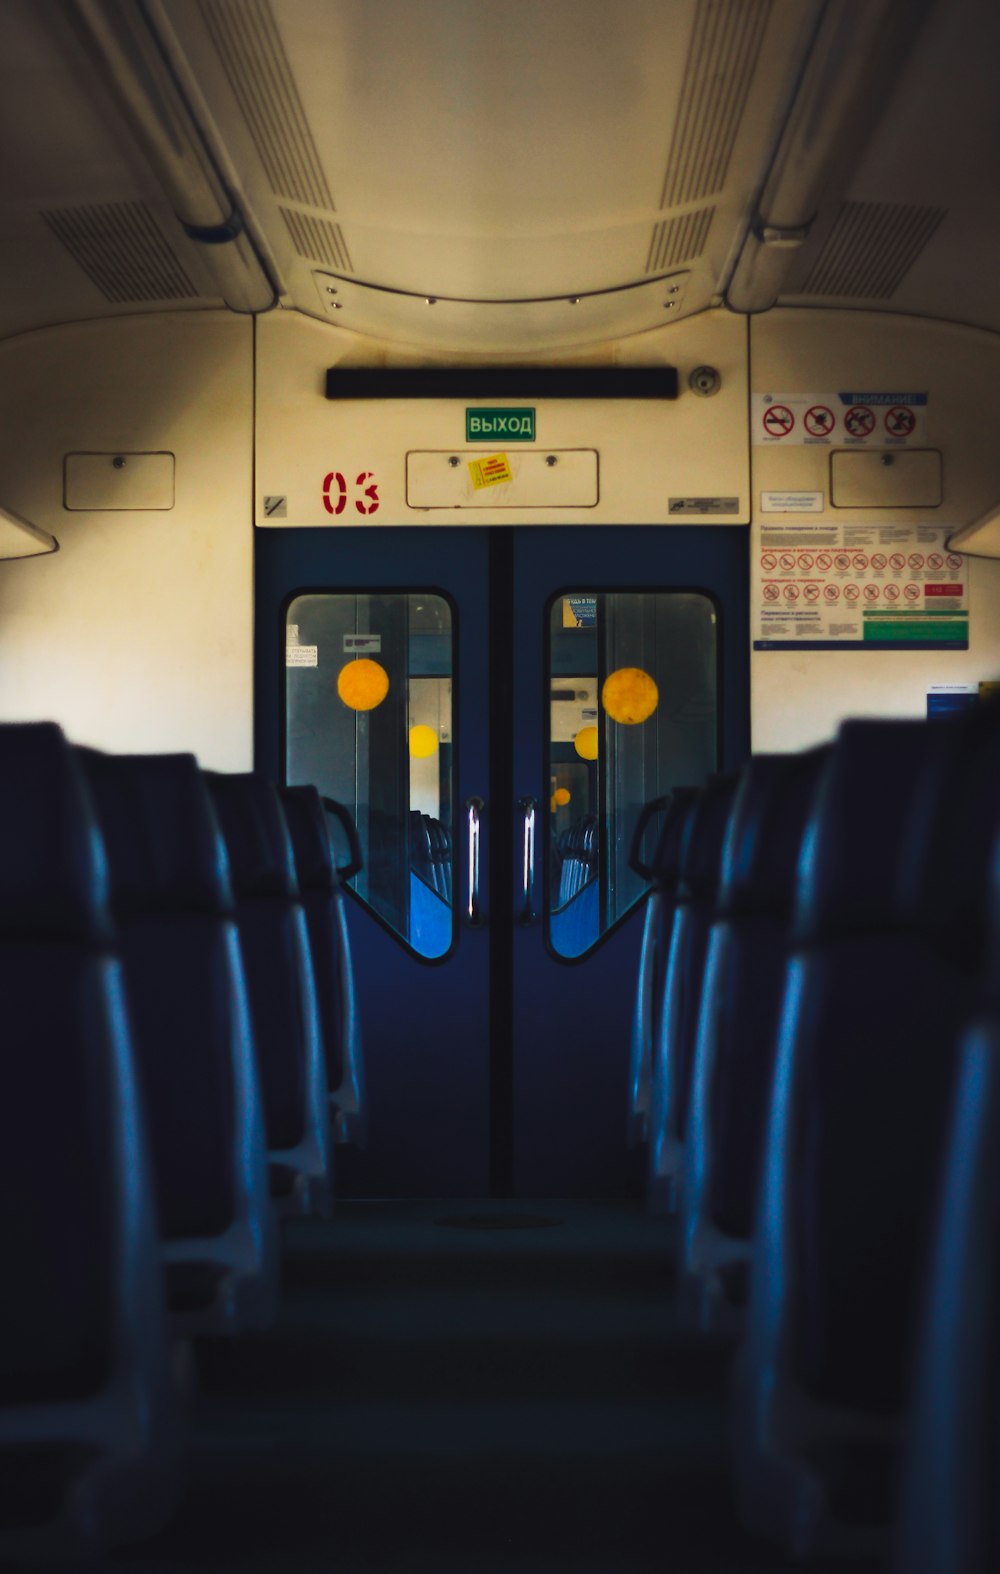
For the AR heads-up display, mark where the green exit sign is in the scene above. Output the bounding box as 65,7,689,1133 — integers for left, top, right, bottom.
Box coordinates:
466,407,536,441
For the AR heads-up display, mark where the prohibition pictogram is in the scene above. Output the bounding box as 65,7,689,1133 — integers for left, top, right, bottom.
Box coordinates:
763,583,780,602
884,583,901,602
799,553,815,571
804,405,835,437
908,553,925,570
761,553,777,571
844,405,876,438
864,584,880,602
854,554,869,571
779,553,796,571
927,553,945,570
890,553,906,570
817,552,833,570
870,553,887,571
844,583,861,602
885,406,916,438
762,404,795,438
784,583,800,601
904,584,922,602
824,584,840,602
804,583,821,602
835,552,852,570
947,553,963,570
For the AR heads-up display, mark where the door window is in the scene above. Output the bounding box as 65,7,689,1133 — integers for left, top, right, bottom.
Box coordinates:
285,592,454,959
547,590,718,958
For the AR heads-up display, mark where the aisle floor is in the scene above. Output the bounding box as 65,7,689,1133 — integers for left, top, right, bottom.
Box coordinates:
83,1200,866,1573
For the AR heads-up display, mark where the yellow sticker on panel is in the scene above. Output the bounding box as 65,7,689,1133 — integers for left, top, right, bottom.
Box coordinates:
468,453,513,489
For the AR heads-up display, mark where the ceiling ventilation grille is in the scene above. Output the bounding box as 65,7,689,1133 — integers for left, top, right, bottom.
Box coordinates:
646,206,715,273
279,208,354,273
798,200,948,299
197,0,334,210
42,202,198,302
659,0,771,209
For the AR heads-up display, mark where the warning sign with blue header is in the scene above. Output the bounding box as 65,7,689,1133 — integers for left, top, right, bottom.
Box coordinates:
753,391,928,446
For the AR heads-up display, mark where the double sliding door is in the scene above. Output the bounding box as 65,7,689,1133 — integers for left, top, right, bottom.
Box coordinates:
255,524,748,1196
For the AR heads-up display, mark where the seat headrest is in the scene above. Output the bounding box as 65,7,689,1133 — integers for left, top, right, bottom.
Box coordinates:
0,722,111,941
77,748,233,919
204,772,298,900
720,747,830,919
678,774,740,899
278,785,337,892
900,704,1000,968
649,788,699,887
794,719,933,943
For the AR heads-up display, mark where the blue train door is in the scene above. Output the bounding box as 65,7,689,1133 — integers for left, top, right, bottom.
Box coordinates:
255,524,748,1197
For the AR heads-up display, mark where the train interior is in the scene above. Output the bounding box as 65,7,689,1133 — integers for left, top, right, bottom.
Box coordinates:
3,0,1000,1569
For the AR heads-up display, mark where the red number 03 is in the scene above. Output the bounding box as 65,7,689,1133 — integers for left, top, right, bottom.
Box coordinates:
322,470,380,516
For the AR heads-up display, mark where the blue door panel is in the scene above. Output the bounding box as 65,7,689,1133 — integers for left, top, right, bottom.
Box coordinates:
256,528,492,1196
509,527,749,1196
256,523,749,1198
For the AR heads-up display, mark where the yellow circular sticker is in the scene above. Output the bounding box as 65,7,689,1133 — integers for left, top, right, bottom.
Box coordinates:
337,658,389,712
553,787,571,806
602,667,659,725
409,724,439,758
574,725,599,761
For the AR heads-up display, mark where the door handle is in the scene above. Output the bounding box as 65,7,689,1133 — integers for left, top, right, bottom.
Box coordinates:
465,796,485,927
517,796,537,925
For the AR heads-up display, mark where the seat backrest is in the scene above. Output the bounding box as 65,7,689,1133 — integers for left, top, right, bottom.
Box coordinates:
279,784,348,1092
892,819,1000,1574
783,720,978,1412
900,701,1000,968
793,718,933,944
668,773,740,1139
706,748,829,1237
0,724,119,1404
78,748,240,1240
627,788,701,1146
649,787,700,890
205,772,328,1169
719,748,830,922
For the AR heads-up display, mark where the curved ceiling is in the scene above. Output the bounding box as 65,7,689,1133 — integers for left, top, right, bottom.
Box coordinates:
0,0,997,355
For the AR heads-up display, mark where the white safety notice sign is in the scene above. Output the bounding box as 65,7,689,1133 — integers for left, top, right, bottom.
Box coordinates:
753,392,928,447
753,523,967,650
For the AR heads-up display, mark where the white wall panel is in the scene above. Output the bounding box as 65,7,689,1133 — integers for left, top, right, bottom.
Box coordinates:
256,307,749,526
0,312,253,768
750,310,1000,750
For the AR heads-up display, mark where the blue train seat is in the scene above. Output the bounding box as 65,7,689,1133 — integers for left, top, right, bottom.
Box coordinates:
681,748,828,1329
78,749,279,1335
891,1022,1000,1574
0,724,182,1557
733,717,988,1558
647,774,739,1214
205,772,332,1216
890,703,1000,1574
279,786,368,1148
627,788,698,1149
550,813,600,955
